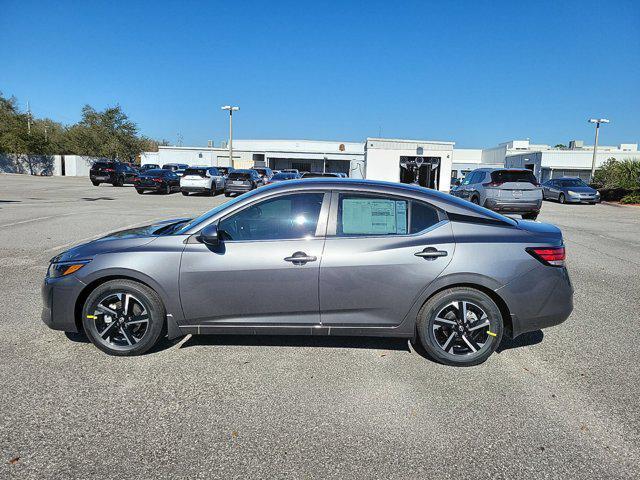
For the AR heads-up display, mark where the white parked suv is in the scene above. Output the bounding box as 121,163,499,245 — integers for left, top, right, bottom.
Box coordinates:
180,167,225,196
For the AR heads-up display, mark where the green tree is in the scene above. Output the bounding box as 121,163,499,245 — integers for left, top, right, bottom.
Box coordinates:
66,105,143,161
593,158,640,189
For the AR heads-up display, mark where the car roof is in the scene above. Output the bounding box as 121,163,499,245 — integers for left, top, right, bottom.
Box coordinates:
259,178,516,223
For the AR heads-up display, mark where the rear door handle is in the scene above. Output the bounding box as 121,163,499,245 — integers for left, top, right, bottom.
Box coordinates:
415,247,448,260
284,251,317,265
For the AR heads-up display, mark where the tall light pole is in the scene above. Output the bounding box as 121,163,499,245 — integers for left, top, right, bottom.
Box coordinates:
588,118,609,180
221,105,239,167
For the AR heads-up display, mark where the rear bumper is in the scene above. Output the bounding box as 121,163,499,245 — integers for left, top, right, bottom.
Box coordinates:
225,185,253,193
181,186,211,193
90,174,115,183
497,265,573,337
41,274,86,333
485,198,542,213
136,184,166,191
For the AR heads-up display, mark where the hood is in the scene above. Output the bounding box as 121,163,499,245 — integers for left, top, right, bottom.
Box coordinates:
561,185,597,193
51,218,191,263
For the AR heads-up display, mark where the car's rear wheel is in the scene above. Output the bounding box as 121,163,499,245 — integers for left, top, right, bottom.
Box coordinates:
113,176,124,187
181,191,189,196
136,189,144,195
81,280,165,356
522,212,538,220
416,287,503,366
559,193,566,204
224,192,231,197
92,181,100,186
164,184,171,194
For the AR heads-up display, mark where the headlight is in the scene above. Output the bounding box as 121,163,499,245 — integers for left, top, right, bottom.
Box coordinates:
595,191,601,196
47,260,91,278
567,190,579,196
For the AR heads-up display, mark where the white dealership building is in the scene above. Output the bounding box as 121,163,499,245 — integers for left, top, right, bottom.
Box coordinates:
134,136,638,191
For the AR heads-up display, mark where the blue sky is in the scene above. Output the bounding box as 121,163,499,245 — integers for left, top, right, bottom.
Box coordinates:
1,0,638,148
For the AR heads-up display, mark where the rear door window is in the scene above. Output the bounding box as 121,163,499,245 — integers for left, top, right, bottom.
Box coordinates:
338,194,408,236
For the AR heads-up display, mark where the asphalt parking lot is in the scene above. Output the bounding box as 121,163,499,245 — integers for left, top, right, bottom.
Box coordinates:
1,174,639,479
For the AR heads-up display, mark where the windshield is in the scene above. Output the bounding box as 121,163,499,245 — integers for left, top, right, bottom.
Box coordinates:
273,173,296,179
558,179,587,187
93,162,114,169
176,190,260,233
302,172,339,178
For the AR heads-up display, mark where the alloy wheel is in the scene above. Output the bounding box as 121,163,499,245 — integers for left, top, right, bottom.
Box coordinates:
89,292,150,350
431,301,491,356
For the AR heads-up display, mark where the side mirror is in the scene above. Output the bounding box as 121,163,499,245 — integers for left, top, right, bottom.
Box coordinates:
454,179,461,186
198,223,220,246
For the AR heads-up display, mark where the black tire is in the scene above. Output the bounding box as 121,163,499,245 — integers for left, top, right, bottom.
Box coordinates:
416,287,503,367
92,181,100,186
559,193,565,204
136,189,145,195
470,196,480,205
113,176,124,187
208,188,215,196
81,279,166,356
181,191,189,196
224,192,231,197
522,212,538,220
164,184,171,195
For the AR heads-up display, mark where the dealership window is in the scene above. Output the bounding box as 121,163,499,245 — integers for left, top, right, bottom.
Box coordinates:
218,193,324,241
337,194,439,236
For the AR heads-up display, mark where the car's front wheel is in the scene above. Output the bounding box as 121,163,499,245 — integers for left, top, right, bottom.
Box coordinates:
522,212,538,220
92,181,100,186
136,189,145,195
181,191,189,196
82,280,165,356
416,287,503,366
559,193,566,204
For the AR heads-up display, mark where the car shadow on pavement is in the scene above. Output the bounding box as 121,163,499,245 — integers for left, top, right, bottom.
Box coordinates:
496,330,544,353
180,334,412,352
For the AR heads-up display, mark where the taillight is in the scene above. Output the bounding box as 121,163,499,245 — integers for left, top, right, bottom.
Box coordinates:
526,246,565,267
133,177,140,182
482,181,503,187
104,168,115,172
152,178,163,183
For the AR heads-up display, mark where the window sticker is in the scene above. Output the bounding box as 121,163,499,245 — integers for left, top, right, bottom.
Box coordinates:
342,198,407,235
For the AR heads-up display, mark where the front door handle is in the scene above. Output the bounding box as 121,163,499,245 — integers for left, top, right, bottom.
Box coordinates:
415,247,448,260
284,251,317,265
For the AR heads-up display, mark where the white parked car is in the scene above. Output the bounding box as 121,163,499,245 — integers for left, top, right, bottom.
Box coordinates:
180,167,225,196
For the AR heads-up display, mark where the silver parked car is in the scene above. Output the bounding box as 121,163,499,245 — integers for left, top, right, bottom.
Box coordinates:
42,179,573,366
453,168,543,220
542,177,601,204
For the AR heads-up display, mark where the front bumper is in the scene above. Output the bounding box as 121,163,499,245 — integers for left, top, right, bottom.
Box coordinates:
566,195,600,203
485,198,542,213
41,274,86,332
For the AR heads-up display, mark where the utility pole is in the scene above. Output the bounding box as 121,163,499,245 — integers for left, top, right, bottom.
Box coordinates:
221,105,239,167
27,101,32,135
177,133,183,147
588,118,610,181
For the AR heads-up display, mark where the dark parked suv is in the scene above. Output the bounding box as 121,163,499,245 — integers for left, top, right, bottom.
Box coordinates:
134,169,181,195
224,169,262,196
89,161,138,187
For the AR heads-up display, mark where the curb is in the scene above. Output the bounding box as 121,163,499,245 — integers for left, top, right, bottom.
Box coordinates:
602,201,640,208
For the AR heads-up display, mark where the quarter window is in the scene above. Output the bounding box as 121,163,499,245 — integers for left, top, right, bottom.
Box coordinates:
218,193,324,241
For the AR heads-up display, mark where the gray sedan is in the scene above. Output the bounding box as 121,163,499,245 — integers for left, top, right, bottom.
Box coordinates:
542,177,601,204
42,179,573,366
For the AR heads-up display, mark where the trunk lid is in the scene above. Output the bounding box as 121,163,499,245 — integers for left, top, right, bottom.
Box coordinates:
517,220,563,245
